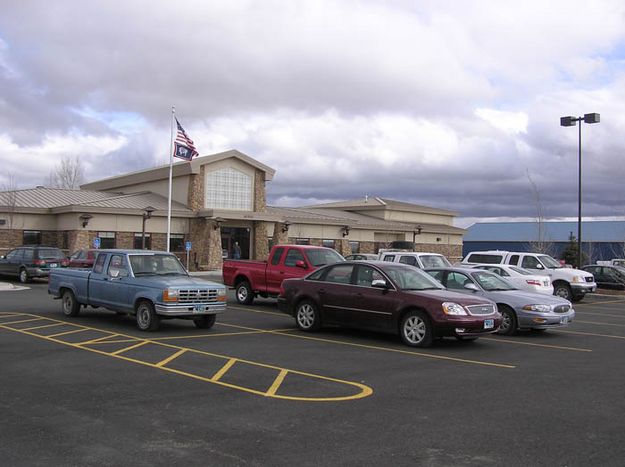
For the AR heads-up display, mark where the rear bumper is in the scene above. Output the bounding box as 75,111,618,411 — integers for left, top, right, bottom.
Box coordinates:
27,267,51,278
155,302,227,316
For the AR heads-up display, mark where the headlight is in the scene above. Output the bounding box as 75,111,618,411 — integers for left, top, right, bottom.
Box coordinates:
442,302,468,316
522,304,553,312
217,288,227,302
571,276,585,283
163,288,179,302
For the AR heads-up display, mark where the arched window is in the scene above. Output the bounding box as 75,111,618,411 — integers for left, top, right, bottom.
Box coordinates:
205,167,252,210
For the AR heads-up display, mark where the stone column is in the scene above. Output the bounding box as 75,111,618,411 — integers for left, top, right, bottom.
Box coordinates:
336,238,352,257
272,222,290,245
253,221,268,260
207,226,223,270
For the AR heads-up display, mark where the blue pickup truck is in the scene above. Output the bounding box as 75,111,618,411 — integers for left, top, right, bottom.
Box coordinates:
48,249,227,331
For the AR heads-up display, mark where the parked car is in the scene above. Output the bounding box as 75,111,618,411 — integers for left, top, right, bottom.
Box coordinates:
0,245,69,283
461,250,595,302
344,254,379,261
277,261,502,347
581,265,625,290
68,248,99,268
223,245,344,305
470,264,554,295
425,267,575,335
379,251,452,268
49,249,227,331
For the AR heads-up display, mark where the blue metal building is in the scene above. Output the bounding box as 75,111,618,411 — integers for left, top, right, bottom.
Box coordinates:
463,221,625,262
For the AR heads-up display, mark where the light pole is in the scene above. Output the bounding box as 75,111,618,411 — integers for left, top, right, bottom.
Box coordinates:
560,113,600,268
142,206,156,249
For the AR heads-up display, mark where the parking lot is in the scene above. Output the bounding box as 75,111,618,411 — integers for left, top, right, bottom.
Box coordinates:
2,282,625,466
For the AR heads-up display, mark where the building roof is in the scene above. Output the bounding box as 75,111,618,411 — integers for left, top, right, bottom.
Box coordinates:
304,196,458,216
81,149,276,191
465,221,625,243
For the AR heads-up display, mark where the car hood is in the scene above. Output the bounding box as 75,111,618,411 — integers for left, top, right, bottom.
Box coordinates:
485,289,570,306
130,275,225,289
407,288,494,306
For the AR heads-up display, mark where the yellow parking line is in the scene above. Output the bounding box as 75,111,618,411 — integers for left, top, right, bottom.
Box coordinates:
111,340,149,356
156,349,187,367
266,369,288,396
48,328,89,338
481,337,592,352
211,358,237,381
147,328,295,341
88,338,139,344
556,330,625,340
229,305,290,317
575,311,625,319
219,323,515,369
78,334,122,345
0,318,44,326
20,322,66,332
576,298,625,306
0,313,23,318
575,320,625,327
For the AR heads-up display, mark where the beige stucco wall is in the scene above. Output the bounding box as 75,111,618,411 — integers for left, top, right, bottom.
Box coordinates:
103,177,190,205
56,213,188,234
385,211,455,226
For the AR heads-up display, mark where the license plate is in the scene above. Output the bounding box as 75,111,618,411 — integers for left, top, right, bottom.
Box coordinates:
49,263,58,268
560,316,569,324
193,304,206,313
484,319,494,329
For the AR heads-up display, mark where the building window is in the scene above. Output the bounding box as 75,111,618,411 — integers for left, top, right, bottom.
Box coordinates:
205,167,252,210
170,234,185,252
98,232,116,249
322,239,336,250
23,230,42,245
134,233,151,250
295,238,310,245
349,241,360,253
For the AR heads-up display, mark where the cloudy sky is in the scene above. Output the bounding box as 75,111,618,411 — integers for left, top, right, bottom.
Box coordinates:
1,0,625,227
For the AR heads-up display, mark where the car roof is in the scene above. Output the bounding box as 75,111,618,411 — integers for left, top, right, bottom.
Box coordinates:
424,266,489,274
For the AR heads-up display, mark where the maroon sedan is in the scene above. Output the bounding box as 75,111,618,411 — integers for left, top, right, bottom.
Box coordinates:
277,261,502,347
68,249,98,268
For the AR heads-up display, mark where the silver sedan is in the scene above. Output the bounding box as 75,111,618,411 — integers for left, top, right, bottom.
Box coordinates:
425,267,574,335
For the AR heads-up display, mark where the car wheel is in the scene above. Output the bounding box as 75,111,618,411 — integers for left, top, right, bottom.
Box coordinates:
61,289,81,317
19,268,30,283
553,283,573,301
235,281,254,305
497,305,517,336
295,300,321,331
193,315,216,329
136,300,160,331
400,310,433,347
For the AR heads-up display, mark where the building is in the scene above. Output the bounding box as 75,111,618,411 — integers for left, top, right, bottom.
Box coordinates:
463,221,625,262
1,150,466,269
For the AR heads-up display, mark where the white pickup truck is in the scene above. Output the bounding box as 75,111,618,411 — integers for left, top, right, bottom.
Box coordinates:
461,250,596,302
378,251,452,268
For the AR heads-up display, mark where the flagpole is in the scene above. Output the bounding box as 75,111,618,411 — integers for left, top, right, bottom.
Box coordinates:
167,105,175,252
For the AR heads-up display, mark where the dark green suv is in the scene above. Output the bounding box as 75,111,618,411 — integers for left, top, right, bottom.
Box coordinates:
0,246,68,283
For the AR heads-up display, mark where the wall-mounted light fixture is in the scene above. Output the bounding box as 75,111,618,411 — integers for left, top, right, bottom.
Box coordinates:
341,225,350,237
282,221,291,233
79,213,93,228
212,217,224,230
141,206,156,249
412,225,422,243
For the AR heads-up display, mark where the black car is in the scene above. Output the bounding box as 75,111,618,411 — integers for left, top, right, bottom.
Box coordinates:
581,265,625,290
0,245,68,283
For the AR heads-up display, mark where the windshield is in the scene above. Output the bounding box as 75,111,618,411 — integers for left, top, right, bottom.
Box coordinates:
420,255,451,268
472,271,517,291
38,248,65,260
538,255,562,269
129,254,188,276
305,248,345,267
509,266,532,276
383,264,445,291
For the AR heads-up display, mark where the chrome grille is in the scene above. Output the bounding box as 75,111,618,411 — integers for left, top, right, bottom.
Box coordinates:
467,304,496,315
178,289,220,304
585,276,594,283
553,304,571,314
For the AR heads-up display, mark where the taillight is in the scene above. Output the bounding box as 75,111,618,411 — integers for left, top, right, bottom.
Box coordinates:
526,279,542,286
61,259,69,267
33,259,45,266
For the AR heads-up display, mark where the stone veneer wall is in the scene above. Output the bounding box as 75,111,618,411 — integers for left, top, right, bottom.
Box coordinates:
272,223,290,245
187,165,205,211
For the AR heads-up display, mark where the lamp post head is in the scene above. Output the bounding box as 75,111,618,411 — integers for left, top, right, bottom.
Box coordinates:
79,213,93,228
560,116,577,127
143,206,156,219
584,113,600,124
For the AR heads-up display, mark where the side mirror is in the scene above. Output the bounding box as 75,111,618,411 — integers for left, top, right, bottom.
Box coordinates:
371,279,389,289
0,255,5,260
535,263,544,269
295,260,307,269
464,282,479,292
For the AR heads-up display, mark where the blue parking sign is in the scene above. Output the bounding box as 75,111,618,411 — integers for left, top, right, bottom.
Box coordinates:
93,237,101,249
185,241,192,251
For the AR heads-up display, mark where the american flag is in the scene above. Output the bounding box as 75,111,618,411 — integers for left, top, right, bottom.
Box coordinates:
173,118,199,161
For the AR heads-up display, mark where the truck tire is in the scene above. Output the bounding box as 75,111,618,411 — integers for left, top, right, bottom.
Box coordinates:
136,300,160,331
553,283,573,301
235,281,254,305
61,289,81,317
194,315,217,329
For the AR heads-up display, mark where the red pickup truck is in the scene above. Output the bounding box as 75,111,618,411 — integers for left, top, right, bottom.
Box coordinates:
223,245,344,305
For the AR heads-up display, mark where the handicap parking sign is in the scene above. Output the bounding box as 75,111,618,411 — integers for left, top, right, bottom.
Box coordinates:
185,241,192,251
93,237,101,249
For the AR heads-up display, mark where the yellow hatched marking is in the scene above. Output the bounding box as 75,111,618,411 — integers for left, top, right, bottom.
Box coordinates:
481,337,592,352
147,328,295,341
0,318,44,326
111,340,149,355
20,322,66,332
88,338,139,345
266,369,289,396
78,334,122,345
211,358,237,382
47,328,89,338
0,313,23,319
229,305,288,318
556,330,625,340
156,349,188,367
575,320,625,327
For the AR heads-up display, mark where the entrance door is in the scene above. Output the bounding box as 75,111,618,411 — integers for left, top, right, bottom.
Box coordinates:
221,227,251,259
